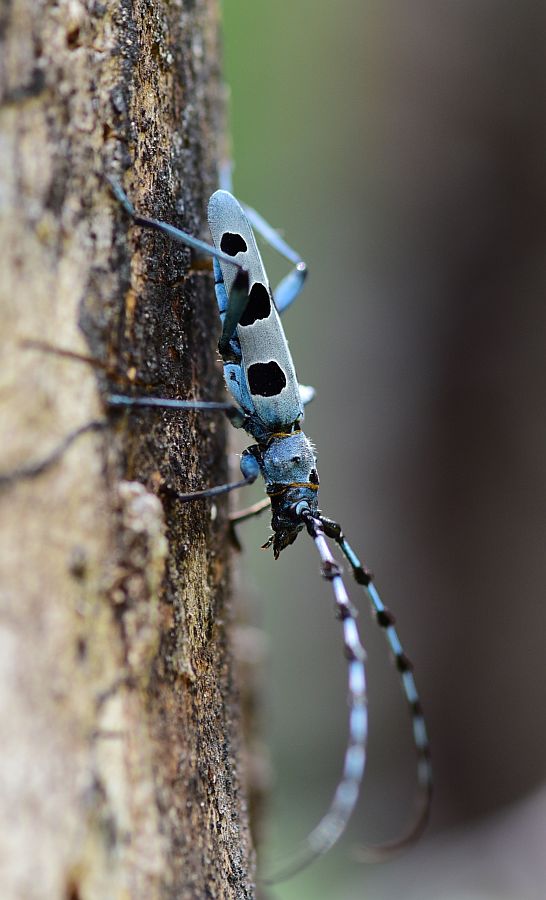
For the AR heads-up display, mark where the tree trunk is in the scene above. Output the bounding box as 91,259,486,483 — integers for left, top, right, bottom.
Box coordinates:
0,1,255,897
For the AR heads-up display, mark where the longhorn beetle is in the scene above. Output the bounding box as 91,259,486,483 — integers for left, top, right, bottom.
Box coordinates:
104,174,433,882
0,174,432,882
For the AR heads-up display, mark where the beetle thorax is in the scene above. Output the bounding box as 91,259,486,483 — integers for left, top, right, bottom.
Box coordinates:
262,432,318,491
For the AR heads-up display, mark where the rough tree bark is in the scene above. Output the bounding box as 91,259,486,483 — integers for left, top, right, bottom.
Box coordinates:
0,1,256,897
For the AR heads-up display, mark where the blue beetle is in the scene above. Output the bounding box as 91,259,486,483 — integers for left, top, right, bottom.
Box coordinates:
105,176,432,880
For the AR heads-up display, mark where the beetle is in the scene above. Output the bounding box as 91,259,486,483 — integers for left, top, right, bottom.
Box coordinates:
103,175,433,881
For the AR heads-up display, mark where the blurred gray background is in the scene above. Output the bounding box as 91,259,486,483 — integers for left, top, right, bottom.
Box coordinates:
222,2,546,898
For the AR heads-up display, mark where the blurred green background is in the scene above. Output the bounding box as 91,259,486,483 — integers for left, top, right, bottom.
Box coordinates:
222,2,546,898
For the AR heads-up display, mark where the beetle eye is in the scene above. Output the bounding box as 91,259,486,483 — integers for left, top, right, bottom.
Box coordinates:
309,469,319,484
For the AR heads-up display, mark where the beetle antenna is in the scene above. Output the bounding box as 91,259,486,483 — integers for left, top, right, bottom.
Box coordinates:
318,514,433,860
264,512,368,883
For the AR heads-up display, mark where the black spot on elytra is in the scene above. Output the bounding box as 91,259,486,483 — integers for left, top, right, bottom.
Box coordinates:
239,283,271,326
220,232,247,256
248,361,287,397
